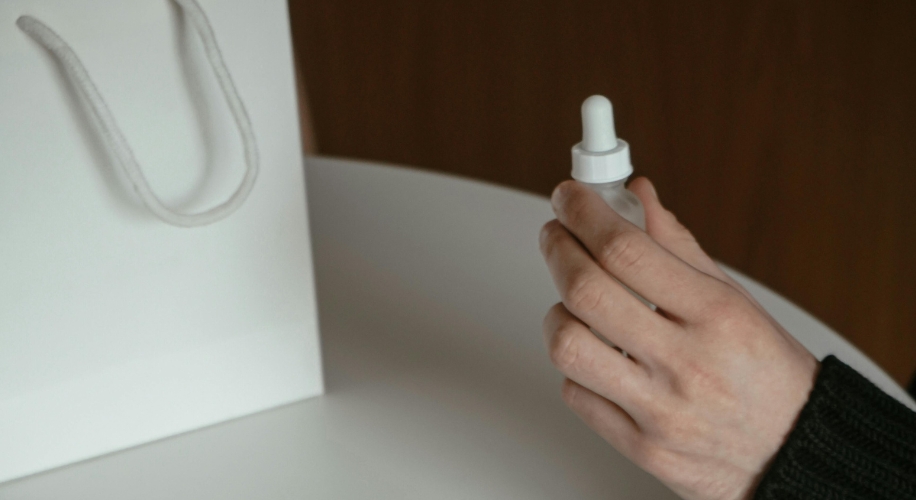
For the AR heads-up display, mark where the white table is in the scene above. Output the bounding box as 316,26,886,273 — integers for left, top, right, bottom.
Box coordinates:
2,157,912,499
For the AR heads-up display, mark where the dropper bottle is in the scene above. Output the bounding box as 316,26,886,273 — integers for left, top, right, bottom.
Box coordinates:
572,95,653,313
571,95,645,230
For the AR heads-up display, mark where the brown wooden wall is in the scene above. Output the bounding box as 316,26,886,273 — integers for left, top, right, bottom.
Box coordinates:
289,0,916,385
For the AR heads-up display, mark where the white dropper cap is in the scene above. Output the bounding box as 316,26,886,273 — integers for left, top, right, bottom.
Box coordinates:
571,95,633,183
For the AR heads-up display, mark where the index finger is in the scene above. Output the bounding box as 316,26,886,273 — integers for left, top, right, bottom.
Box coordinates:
551,180,729,320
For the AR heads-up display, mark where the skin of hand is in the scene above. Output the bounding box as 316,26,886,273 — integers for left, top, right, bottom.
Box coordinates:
539,178,820,500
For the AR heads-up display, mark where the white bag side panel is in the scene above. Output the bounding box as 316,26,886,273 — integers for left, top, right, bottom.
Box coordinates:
0,0,322,482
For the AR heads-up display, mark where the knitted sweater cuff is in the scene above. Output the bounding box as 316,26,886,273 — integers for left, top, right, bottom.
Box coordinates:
754,355,916,499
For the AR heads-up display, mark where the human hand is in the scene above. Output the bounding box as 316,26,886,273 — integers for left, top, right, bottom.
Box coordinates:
539,178,819,500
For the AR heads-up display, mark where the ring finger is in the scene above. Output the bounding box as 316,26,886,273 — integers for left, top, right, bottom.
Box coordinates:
544,303,649,410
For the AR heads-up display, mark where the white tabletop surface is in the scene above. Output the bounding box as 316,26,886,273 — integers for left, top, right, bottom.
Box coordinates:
2,157,912,499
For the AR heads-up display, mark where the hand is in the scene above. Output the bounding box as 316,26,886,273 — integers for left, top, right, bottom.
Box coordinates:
539,178,819,500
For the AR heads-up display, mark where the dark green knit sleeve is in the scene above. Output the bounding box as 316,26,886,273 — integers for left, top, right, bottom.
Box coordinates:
754,355,916,499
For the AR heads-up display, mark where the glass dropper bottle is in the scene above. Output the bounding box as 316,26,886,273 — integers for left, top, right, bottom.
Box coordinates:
571,95,653,314
571,95,646,230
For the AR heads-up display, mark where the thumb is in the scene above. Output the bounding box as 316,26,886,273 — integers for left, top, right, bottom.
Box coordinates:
628,176,785,324
628,177,730,283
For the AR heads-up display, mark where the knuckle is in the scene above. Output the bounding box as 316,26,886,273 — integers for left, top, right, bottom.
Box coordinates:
599,230,649,273
565,273,605,316
548,323,581,370
604,368,637,398
641,400,673,430
655,415,692,444
697,286,747,324
680,361,733,402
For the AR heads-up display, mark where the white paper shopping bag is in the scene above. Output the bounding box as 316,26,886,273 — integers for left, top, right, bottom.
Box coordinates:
0,0,322,482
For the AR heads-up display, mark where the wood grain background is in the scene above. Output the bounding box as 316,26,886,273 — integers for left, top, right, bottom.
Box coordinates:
288,0,916,385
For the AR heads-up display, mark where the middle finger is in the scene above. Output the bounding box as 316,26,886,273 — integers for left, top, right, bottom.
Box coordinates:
540,219,673,361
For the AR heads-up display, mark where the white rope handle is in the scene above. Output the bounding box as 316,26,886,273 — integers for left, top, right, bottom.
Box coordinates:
16,0,259,227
